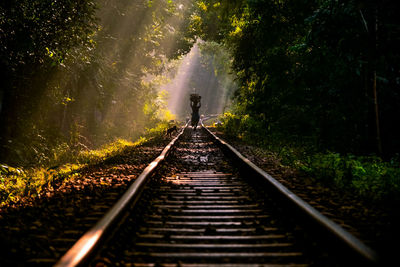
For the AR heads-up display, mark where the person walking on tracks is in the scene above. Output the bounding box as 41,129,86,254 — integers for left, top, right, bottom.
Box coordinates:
190,94,201,130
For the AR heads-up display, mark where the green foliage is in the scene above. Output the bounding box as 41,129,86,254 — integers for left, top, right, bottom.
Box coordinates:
218,112,400,200
0,164,80,207
143,89,176,124
146,122,170,137
193,0,400,156
219,112,278,146
195,0,400,200
217,112,240,138
0,121,173,208
1,0,195,167
0,0,97,69
218,112,265,143
303,153,400,200
77,139,138,165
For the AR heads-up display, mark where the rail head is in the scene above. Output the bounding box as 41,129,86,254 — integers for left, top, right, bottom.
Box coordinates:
201,121,379,264
55,123,187,267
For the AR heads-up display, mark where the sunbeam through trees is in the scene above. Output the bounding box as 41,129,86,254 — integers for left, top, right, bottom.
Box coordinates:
0,1,400,264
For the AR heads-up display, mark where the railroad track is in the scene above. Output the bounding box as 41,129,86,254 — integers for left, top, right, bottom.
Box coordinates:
56,122,378,266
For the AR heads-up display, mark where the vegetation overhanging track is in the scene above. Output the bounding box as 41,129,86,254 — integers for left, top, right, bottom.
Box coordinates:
55,123,188,267
56,119,378,266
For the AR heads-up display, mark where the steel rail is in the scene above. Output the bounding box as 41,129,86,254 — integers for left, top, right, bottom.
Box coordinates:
201,120,379,264
55,123,187,267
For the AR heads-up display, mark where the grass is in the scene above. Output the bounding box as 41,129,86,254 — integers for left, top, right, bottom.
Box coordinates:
0,164,83,207
0,122,174,208
77,137,147,164
299,152,400,200
216,112,400,201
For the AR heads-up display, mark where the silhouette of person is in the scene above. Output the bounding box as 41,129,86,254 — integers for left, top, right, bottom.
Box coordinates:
190,94,201,130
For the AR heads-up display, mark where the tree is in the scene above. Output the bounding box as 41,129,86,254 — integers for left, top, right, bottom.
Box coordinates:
192,0,400,156
0,0,196,165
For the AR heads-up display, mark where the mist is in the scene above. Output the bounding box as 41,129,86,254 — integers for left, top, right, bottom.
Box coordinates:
161,42,237,121
0,0,237,166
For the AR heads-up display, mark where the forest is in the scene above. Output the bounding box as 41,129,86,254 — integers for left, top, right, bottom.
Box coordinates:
1,0,400,265
193,0,399,153
0,0,399,200
192,0,400,200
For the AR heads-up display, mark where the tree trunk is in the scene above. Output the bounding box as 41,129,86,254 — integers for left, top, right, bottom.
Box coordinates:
371,6,383,155
372,70,382,155
362,3,383,156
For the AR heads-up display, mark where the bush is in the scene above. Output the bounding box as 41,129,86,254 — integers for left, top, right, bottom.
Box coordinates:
217,112,400,200
219,112,242,139
303,152,400,200
219,112,266,144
